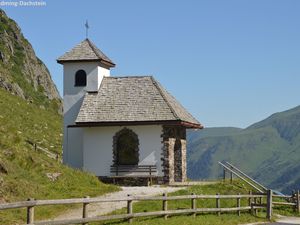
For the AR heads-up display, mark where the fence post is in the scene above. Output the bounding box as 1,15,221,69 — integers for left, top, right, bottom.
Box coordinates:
254,197,258,216
127,194,133,224
82,196,90,225
259,196,262,205
223,169,226,182
149,166,152,186
237,193,241,216
163,193,168,220
248,190,252,213
26,198,35,224
266,189,273,220
292,190,295,204
250,198,255,216
296,190,300,214
191,193,196,217
230,166,233,183
216,193,220,216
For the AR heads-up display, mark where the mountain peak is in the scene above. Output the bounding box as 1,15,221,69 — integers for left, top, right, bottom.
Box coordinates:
247,105,300,142
0,9,61,113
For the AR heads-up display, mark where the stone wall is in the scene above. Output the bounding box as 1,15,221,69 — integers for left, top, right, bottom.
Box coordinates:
180,139,187,182
174,139,182,182
161,126,187,183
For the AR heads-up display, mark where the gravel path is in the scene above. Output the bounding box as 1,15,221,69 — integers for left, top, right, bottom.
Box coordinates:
54,186,185,221
241,216,300,225
272,216,300,224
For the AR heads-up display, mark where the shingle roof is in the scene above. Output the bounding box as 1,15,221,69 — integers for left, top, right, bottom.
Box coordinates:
75,76,202,128
57,39,115,67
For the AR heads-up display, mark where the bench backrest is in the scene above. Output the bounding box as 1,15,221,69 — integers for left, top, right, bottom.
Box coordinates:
110,165,157,176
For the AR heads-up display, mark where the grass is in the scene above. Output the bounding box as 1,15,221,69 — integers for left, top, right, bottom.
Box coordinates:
0,88,120,225
100,214,267,225
89,181,271,225
0,90,296,225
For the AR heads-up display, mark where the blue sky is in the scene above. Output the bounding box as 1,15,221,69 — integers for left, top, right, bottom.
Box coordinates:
2,0,300,128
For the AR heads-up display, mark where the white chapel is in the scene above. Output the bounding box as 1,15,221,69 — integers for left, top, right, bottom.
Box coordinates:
57,39,202,184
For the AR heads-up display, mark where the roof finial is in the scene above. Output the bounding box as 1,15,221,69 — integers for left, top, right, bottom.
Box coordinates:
85,20,89,39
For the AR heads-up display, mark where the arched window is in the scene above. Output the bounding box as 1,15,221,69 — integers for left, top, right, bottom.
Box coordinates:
75,70,87,86
113,128,139,165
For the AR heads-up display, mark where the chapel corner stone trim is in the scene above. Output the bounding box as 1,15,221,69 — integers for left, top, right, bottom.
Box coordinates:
161,125,187,184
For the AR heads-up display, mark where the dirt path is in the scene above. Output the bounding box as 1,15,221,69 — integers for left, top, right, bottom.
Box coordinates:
242,216,300,225
54,186,185,221
272,216,300,224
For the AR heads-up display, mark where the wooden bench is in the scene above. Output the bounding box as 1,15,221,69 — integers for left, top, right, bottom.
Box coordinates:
110,165,157,185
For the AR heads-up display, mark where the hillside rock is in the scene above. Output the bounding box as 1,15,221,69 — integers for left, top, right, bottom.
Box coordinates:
0,9,61,112
0,162,8,174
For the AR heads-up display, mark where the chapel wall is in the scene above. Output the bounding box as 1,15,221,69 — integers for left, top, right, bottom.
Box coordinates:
82,125,163,176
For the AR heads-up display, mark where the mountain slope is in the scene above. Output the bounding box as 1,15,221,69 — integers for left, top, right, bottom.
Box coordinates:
187,106,300,193
0,88,118,224
0,9,61,113
0,10,118,224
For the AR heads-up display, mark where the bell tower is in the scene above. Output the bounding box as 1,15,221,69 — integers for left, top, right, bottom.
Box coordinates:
57,39,115,168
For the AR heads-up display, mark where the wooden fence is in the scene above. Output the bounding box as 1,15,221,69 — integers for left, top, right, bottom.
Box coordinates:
26,140,61,161
220,161,267,193
0,190,299,225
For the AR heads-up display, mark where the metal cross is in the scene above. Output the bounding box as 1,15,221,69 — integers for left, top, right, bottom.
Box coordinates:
85,20,89,38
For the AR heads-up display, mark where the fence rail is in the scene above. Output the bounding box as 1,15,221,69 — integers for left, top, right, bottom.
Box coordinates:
1,190,299,225
26,140,60,161
225,162,268,192
28,206,263,225
219,161,264,193
0,194,266,210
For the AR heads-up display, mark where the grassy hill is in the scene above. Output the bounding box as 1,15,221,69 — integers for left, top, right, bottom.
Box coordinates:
0,88,118,224
187,106,300,194
101,181,271,225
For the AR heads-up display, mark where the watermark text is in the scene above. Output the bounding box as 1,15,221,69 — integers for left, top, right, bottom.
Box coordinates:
0,1,47,7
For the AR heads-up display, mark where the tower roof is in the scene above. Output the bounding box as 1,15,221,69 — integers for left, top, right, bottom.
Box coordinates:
57,39,115,67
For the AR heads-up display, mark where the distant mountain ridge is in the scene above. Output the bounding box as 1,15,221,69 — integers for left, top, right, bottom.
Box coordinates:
248,105,300,142
0,9,61,112
187,105,300,193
